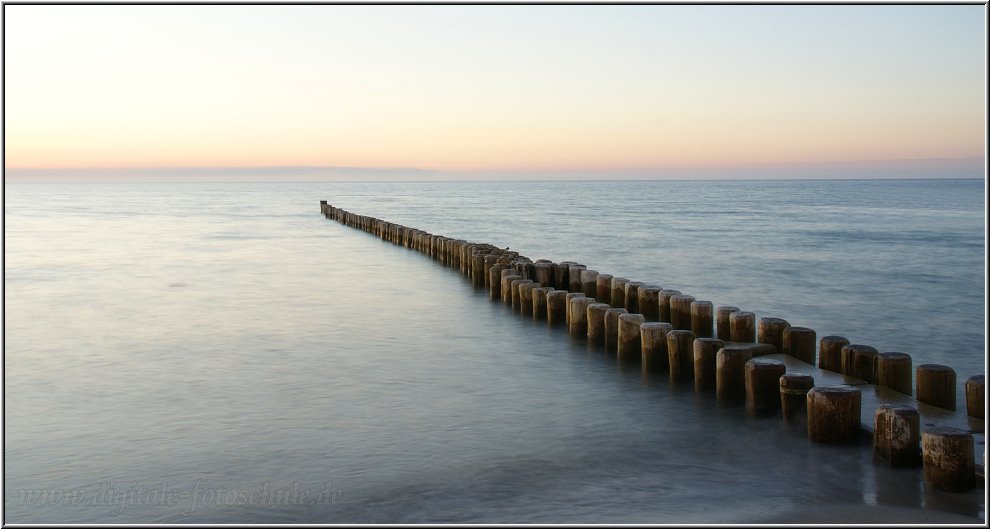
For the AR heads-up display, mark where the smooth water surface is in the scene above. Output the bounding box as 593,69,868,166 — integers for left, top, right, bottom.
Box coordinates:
3,179,985,523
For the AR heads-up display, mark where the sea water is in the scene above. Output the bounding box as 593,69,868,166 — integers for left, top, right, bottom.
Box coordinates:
3,179,985,522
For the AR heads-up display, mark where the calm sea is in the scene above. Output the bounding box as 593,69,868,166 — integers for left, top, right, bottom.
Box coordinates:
3,178,985,523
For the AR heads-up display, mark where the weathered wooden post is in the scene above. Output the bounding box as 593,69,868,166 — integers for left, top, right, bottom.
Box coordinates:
460,244,474,275
965,375,984,419
922,427,975,492
690,300,714,338
522,260,538,282
483,253,499,288
779,373,814,422
745,358,787,416
818,335,849,373
916,364,956,410
604,307,628,353
807,386,861,443
875,352,913,396
716,347,753,405
693,338,724,391
595,274,614,306
565,292,587,326
617,313,646,363
729,311,756,343
611,278,629,311
511,279,534,312
715,306,739,342
638,286,662,321
489,264,509,300
519,282,538,316
624,281,644,312
568,264,588,294
587,303,610,345
553,261,575,291
667,330,696,382
840,344,878,381
642,322,673,373
501,274,521,304
547,290,569,325
782,327,816,365
568,296,596,337
670,294,695,331
581,269,600,299
532,286,554,320
657,289,681,323
873,405,920,467
534,261,554,287
757,317,790,353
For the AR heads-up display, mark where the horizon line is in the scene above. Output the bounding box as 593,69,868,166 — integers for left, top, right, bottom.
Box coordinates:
3,156,985,176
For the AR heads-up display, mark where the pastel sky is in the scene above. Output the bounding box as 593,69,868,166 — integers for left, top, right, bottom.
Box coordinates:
3,5,986,177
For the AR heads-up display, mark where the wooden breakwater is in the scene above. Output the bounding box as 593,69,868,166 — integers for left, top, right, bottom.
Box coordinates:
320,200,985,492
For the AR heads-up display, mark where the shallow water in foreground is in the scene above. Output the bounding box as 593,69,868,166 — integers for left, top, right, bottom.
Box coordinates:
3,180,985,522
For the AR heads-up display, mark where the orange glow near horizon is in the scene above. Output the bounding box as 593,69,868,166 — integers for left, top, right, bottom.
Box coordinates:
3,5,985,174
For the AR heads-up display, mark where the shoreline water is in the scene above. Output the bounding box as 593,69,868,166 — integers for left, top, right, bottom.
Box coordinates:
4,179,984,523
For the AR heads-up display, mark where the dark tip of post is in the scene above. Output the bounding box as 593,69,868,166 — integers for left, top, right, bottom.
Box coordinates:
965,375,984,419
916,364,957,411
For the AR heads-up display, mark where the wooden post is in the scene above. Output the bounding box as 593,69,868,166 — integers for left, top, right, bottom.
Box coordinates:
779,373,814,422
818,335,849,372
757,317,790,353
586,303,610,345
568,296,596,337
553,261,575,291
922,427,975,492
716,306,739,341
657,289,681,323
745,358,787,415
690,300,714,338
729,311,756,343
511,279,533,312
461,244,475,275
667,330,696,382
581,269,600,299
611,278,629,311
638,286,662,321
604,307,628,353
533,262,554,287
875,352,913,396
568,264,587,294
693,338,725,391
520,260,536,282
501,274,521,304
565,292,587,326
807,386,861,443
916,364,956,411
716,347,753,405
873,405,920,467
519,282,538,316
483,252,500,284
617,313,646,363
965,375,984,419
782,327,816,365
642,322,673,373
532,287,554,320
595,274,614,306
670,294,696,330
840,344,878,381
546,290,569,325
853,345,879,383
489,264,509,300
624,281,644,312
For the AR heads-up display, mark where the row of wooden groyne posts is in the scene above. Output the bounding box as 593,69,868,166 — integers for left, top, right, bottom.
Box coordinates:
320,200,985,493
